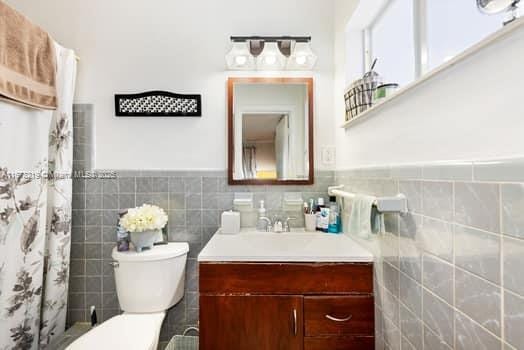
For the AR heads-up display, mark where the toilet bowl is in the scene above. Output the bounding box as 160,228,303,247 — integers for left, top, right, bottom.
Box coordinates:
66,312,165,350
67,242,189,350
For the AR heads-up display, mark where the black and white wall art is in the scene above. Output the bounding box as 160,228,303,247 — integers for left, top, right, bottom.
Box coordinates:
115,91,202,117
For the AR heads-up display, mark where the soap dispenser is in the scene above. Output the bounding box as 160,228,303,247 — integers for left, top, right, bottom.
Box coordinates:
256,200,268,231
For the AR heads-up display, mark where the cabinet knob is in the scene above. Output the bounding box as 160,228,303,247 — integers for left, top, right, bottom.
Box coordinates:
325,314,353,322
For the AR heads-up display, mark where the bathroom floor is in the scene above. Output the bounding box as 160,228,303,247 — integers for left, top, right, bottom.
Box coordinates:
47,323,91,350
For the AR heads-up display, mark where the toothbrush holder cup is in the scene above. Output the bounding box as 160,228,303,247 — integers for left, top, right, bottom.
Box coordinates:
304,214,317,232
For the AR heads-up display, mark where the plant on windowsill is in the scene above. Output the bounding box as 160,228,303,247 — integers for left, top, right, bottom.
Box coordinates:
119,204,168,252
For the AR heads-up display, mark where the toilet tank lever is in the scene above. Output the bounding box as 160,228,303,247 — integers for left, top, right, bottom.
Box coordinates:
108,261,119,268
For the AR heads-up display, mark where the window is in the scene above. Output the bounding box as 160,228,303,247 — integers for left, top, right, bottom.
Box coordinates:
361,0,509,86
426,0,506,70
371,0,415,86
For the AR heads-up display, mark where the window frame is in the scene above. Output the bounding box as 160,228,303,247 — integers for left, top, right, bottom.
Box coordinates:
342,0,521,129
362,0,429,82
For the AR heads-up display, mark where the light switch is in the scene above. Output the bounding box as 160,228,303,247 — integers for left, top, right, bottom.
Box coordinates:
321,146,336,165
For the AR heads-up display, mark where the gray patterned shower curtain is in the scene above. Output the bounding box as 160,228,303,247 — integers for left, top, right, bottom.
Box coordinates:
0,44,76,349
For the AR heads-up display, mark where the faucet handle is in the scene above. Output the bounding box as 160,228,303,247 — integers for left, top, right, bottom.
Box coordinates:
284,217,297,232
258,216,272,232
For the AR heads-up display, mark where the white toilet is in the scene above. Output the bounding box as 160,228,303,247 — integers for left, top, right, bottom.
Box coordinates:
67,242,189,350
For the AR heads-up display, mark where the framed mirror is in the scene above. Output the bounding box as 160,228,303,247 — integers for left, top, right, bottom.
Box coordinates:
228,77,314,185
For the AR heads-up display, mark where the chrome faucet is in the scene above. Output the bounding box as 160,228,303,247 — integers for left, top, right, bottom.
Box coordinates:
283,217,297,232
257,216,296,233
258,216,273,232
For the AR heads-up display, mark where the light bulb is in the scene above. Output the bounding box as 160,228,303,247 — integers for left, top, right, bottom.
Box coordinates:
295,55,307,65
264,55,277,65
287,42,317,70
235,55,248,66
257,42,286,70
225,42,255,70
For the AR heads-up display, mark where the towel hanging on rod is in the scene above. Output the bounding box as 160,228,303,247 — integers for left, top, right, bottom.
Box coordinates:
0,1,58,109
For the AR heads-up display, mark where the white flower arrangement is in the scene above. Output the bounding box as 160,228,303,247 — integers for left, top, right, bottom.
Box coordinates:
120,204,168,233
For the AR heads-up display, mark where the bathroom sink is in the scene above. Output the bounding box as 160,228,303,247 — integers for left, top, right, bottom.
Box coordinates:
198,228,373,262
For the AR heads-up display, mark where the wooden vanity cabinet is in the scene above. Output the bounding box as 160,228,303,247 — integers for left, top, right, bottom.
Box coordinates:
200,295,303,350
199,262,374,350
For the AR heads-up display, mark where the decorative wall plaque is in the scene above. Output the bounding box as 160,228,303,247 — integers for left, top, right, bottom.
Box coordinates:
115,91,202,117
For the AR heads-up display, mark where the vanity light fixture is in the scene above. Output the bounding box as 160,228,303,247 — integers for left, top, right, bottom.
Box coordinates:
226,36,317,71
287,41,318,70
225,41,256,70
257,41,286,70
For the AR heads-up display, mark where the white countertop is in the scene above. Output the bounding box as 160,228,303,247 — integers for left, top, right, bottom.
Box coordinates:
197,228,374,263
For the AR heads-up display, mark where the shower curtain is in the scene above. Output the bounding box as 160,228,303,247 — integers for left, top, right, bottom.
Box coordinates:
242,146,257,179
0,44,76,349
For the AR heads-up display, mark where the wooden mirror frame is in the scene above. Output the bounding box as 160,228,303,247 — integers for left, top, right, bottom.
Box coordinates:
227,77,314,185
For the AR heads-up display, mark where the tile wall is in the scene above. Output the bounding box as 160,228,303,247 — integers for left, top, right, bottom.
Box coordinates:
336,160,524,350
72,104,93,172
70,105,524,349
67,105,334,344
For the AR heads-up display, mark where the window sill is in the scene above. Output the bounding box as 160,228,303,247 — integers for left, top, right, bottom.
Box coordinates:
341,16,524,130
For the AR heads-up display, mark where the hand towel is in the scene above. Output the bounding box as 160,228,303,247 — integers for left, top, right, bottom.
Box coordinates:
0,1,57,109
348,194,385,238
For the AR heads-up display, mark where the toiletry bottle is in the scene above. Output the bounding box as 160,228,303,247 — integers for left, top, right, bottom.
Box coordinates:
328,196,341,233
319,207,330,232
315,197,325,231
256,200,267,231
116,210,130,252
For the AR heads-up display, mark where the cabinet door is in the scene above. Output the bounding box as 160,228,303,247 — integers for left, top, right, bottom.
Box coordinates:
200,295,303,350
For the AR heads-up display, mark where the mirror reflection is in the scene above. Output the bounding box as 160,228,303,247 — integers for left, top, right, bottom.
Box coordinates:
229,79,313,184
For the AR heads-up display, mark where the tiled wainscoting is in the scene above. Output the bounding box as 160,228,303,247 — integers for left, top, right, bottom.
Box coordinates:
70,105,524,349
68,105,334,344
67,170,333,339
72,104,93,171
336,160,524,350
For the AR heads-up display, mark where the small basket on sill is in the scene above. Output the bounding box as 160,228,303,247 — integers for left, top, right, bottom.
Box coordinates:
344,59,383,121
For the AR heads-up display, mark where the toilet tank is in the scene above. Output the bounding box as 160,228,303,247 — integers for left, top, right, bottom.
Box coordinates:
112,242,189,313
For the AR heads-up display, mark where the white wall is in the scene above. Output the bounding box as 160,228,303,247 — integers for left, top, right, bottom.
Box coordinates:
334,2,524,169
7,0,335,170
333,0,359,169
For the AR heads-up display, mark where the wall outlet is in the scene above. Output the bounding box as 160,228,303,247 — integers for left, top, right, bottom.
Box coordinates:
321,146,336,165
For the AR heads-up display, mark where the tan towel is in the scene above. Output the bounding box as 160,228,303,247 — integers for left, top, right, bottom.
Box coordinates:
0,1,57,109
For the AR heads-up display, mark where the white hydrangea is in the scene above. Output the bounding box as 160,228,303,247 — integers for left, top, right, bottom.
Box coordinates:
120,204,168,233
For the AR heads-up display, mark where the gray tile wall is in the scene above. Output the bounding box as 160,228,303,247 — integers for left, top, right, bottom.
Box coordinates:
72,104,93,172
68,170,333,335
336,160,524,350
71,105,524,349
68,104,334,344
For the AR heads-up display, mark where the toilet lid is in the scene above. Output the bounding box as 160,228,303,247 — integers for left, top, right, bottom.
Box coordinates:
66,313,165,350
